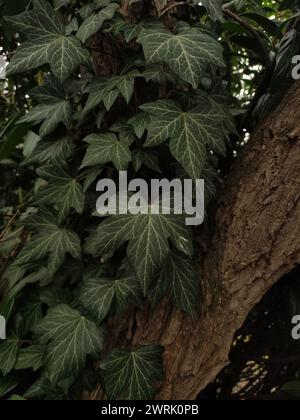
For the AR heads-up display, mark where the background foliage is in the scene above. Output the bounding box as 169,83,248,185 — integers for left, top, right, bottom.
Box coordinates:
0,0,300,400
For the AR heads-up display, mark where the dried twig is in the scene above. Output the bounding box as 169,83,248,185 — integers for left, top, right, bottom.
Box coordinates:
224,8,271,67
159,1,189,18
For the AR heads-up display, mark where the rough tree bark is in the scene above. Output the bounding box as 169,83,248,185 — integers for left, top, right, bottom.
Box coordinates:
90,80,300,400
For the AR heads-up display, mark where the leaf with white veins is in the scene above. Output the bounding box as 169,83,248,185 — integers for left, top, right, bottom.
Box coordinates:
137,24,224,88
6,0,90,81
101,345,164,400
35,305,104,384
81,133,131,171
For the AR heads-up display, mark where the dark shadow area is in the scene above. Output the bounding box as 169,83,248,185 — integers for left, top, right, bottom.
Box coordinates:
198,266,300,400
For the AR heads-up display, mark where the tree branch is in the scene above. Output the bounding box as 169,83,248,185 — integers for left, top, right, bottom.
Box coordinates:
159,1,190,18
224,8,271,67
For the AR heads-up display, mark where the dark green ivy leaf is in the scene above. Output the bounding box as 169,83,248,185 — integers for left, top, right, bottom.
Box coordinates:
23,136,74,165
15,345,45,372
34,163,85,221
141,99,228,179
85,203,192,295
101,345,164,400
137,24,225,88
132,149,161,173
13,209,81,276
81,132,131,171
81,70,141,117
0,375,18,398
160,252,199,316
35,304,105,384
6,0,90,81
201,0,224,22
77,3,119,43
80,276,143,323
128,112,150,139
19,77,72,138
0,332,19,376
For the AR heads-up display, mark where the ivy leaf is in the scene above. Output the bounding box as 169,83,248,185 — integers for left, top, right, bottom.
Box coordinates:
82,167,103,192
0,333,19,376
141,99,227,179
6,0,90,81
49,37,90,82
160,252,199,316
116,20,162,43
143,64,177,84
78,4,95,20
23,374,65,399
132,149,161,173
40,285,76,308
19,77,72,138
80,276,143,323
202,0,224,22
110,120,136,146
77,3,119,43
23,131,40,158
23,136,74,165
82,71,141,117
0,332,19,375
103,89,119,111
0,375,18,399
54,0,70,10
127,215,170,295
5,0,65,38
101,345,164,400
29,74,64,103
14,209,81,276
35,304,105,384
66,17,79,35
115,72,137,104
271,29,298,89
85,205,192,294
137,24,224,88
81,79,116,117
0,116,30,161
22,294,43,332
34,163,85,221
81,133,131,171
128,112,150,139
15,345,45,372
19,101,72,138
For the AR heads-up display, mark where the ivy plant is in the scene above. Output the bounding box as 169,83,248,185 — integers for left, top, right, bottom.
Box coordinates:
1,0,295,400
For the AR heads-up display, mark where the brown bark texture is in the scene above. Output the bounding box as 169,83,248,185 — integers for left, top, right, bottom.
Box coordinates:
91,81,300,400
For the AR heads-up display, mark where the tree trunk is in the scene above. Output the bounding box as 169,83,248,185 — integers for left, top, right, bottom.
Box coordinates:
91,81,300,400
